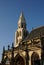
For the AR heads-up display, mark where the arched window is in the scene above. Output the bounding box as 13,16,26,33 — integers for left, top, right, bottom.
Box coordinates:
17,31,21,37
5,57,10,65
17,31,19,37
14,54,25,65
31,52,40,65
6,59,10,64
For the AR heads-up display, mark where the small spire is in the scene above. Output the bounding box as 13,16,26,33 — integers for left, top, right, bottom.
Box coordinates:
8,45,10,50
20,11,24,18
12,42,14,48
3,46,5,52
18,12,26,24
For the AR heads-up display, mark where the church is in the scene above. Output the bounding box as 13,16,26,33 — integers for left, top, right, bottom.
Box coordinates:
1,12,44,65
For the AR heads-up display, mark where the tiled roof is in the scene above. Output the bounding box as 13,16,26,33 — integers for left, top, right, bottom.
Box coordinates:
24,26,44,41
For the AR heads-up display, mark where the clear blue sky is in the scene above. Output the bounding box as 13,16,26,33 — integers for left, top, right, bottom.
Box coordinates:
0,0,44,61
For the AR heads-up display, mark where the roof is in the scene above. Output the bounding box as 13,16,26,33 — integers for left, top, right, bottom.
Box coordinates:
24,26,44,41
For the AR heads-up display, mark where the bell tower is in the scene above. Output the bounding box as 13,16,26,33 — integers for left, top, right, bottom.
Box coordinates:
14,12,29,47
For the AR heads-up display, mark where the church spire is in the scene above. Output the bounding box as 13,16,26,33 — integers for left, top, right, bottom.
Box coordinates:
20,11,24,18
18,12,26,29
19,12,25,20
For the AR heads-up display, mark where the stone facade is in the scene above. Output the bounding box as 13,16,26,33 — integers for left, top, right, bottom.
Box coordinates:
1,12,44,65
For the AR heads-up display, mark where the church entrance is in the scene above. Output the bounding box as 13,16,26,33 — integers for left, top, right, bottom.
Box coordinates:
14,54,25,65
31,52,40,65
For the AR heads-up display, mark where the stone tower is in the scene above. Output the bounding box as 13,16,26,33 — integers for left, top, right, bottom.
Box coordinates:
14,12,29,47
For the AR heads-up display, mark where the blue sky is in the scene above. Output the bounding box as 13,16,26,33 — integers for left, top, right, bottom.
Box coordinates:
0,0,44,61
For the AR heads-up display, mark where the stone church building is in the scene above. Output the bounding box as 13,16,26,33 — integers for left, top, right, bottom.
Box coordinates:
1,12,44,65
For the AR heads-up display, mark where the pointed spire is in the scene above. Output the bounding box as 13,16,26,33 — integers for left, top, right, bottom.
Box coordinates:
18,12,26,25
3,46,5,53
20,12,24,18
12,42,14,48
8,45,10,50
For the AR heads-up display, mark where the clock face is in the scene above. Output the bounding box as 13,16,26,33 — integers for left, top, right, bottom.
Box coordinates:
14,55,25,65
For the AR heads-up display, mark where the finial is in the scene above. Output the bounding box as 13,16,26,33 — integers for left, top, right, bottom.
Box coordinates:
8,45,10,50
20,11,24,18
18,11,26,25
3,46,5,52
32,27,34,30
12,42,14,48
